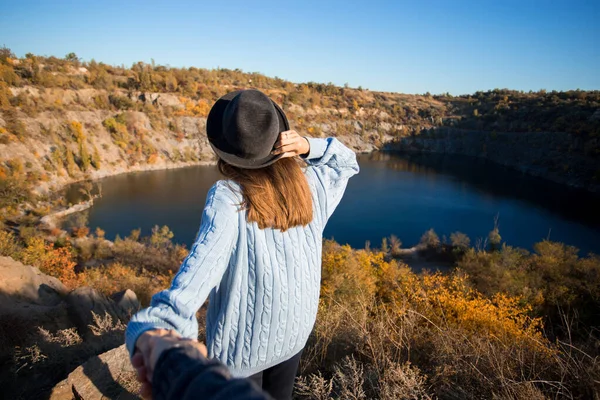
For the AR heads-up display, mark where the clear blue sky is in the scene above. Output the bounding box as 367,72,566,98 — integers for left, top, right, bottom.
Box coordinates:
1,0,598,94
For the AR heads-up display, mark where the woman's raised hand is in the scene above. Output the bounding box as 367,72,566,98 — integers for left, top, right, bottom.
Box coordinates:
272,130,310,158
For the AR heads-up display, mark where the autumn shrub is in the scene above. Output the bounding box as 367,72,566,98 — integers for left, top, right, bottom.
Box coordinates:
459,241,600,336
74,237,95,262
388,234,402,257
80,262,172,306
112,227,188,274
108,94,134,110
449,231,470,251
92,239,113,259
419,228,440,249
102,116,129,148
18,237,80,288
0,81,12,108
0,229,20,258
301,244,594,399
71,226,89,238
0,177,31,209
174,97,211,117
92,94,110,109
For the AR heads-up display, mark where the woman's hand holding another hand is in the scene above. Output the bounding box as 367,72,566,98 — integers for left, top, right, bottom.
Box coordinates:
132,329,207,399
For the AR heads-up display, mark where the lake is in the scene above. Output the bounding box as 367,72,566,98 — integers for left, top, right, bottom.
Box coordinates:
66,152,600,256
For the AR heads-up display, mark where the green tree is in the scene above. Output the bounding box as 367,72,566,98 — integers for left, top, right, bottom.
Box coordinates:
389,235,402,257
380,237,389,254
488,228,502,252
150,225,174,249
450,231,471,250
65,52,80,63
65,148,78,177
420,229,440,249
79,141,90,172
91,145,101,169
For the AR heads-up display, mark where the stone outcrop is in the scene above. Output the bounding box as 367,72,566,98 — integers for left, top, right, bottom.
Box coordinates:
50,345,139,400
66,287,140,339
0,255,68,304
0,256,142,399
0,256,140,337
0,256,73,334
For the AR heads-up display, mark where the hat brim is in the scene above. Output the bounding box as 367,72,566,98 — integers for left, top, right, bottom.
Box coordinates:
207,90,290,169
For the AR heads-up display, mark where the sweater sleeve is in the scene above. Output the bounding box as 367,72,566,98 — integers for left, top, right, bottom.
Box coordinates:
304,137,359,221
153,346,272,400
125,183,239,357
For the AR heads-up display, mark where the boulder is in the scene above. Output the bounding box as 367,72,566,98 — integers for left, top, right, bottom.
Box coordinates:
0,256,67,306
110,289,141,321
0,257,73,340
66,287,135,338
50,344,140,400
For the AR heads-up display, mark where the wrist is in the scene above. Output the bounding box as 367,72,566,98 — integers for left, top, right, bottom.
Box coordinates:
301,137,310,157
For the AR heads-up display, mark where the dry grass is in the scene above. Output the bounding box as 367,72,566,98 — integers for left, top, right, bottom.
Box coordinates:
88,311,127,336
297,242,599,399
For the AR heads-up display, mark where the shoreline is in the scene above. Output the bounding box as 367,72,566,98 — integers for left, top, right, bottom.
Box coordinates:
40,159,216,195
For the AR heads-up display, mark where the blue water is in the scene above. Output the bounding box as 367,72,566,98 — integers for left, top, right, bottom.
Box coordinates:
68,152,600,256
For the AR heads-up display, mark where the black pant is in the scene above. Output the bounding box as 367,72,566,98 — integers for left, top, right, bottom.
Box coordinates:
248,350,303,400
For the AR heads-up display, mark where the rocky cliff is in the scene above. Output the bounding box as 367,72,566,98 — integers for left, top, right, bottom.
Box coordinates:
0,87,382,197
386,128,600,192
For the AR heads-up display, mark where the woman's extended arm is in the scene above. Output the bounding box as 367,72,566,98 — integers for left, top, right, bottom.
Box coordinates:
125,182,239,357
302,137,359,220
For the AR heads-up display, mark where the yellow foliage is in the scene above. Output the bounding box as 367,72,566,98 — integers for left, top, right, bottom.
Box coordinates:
80,262,173,306
0,229,20,257
321,242,377,303
68,120,85,142
320,243,552,359
147,153,158,164
174,97,211,117
19,237,80,289
400,271,547,351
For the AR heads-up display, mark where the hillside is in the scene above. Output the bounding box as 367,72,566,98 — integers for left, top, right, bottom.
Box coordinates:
1,48,599,211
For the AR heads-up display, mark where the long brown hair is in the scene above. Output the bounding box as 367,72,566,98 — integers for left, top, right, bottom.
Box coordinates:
218,157,313,231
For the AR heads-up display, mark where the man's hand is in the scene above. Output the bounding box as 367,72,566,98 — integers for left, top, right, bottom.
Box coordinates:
131,329,208,399
272,130,310,158
132,329,178,398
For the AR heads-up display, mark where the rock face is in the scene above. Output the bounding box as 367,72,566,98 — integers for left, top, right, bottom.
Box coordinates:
0,255,68,305
387,128,600,192
0,256,140,338
0,256,73,335
66,287,140,339
1,256,142,399
50,345,140,400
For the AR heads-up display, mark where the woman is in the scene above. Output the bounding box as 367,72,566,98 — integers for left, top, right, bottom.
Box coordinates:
126,89,359,399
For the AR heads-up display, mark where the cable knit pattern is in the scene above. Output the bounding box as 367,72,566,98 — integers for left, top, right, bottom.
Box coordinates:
126,137,359,378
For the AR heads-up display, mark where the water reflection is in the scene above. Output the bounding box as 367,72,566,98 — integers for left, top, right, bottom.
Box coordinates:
371,152,600,228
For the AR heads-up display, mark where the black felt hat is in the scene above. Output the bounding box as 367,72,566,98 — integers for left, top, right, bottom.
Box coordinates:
207,89,290,169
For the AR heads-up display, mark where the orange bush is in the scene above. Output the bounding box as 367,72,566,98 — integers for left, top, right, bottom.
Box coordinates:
19,237,80,289
71,226,89,238
41,243,80,288
147,153,158,164
174,97,211,117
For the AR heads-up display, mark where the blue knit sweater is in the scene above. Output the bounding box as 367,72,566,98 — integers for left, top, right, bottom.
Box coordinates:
126,137,359,377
